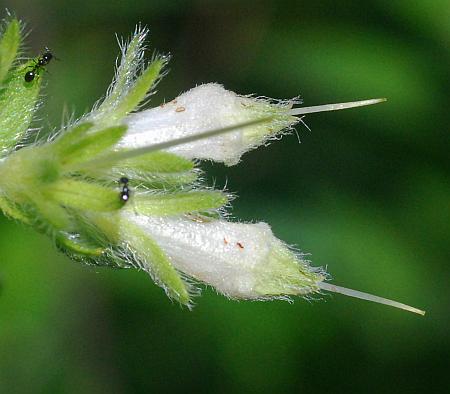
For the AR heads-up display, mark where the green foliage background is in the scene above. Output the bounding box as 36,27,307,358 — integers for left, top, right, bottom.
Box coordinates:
0,1,448,392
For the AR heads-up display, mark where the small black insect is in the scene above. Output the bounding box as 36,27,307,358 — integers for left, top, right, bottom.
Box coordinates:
24,70,36,82
119,177,130,202
38,50,53,66
24,48,54,82
120,190,130,202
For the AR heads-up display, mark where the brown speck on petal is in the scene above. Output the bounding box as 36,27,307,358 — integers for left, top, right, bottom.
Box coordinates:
224,237,229,245
237,242,244,249
175,106,185,113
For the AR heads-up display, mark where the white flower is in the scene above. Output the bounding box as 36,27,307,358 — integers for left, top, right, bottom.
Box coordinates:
124,213,322,299
121,83,297,165
120,211,425,314
109,79,424,314
121,83,386,166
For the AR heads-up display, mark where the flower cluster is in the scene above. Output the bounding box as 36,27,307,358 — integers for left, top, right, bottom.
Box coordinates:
0,18,424,314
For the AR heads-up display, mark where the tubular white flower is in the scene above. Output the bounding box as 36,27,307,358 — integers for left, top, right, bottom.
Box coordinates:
124,213,323,299
122,212,425,314
121,83,298,166
120,83,386,166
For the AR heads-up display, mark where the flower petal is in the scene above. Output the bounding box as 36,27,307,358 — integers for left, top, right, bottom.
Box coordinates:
126,214,324,299
121,83,298,165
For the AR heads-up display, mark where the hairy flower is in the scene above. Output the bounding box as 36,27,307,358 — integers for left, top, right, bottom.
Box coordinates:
122,83,299,165
0,18,424,315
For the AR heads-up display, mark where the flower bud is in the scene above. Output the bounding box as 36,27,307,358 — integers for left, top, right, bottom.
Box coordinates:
121,83,298,165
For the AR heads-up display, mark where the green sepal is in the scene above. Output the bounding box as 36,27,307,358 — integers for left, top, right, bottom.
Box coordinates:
123,221,191,305
83,150,197,188
87,170,198,191
186,210,222,222
0,18,21,83
112,57,166,119
93,26,166,125
0,194,30,223
58,125,127,166
97,30,146,114
0,61,42,154
52,122,94,153
114,151,194,173
31,197,73,231
80,151,200,190
131,191,228,216
56,232,105,257
84,213,121,249
44,179,124,212
129,172,199,189
253,241,323,297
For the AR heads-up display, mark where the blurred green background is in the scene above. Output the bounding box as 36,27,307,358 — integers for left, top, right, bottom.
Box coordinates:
0,1,449,393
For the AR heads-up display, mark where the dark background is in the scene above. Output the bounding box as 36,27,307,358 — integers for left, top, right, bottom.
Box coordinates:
0,1,449,393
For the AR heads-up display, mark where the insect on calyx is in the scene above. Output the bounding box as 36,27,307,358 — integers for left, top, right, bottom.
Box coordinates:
24,47,54,82
119,177,130,202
